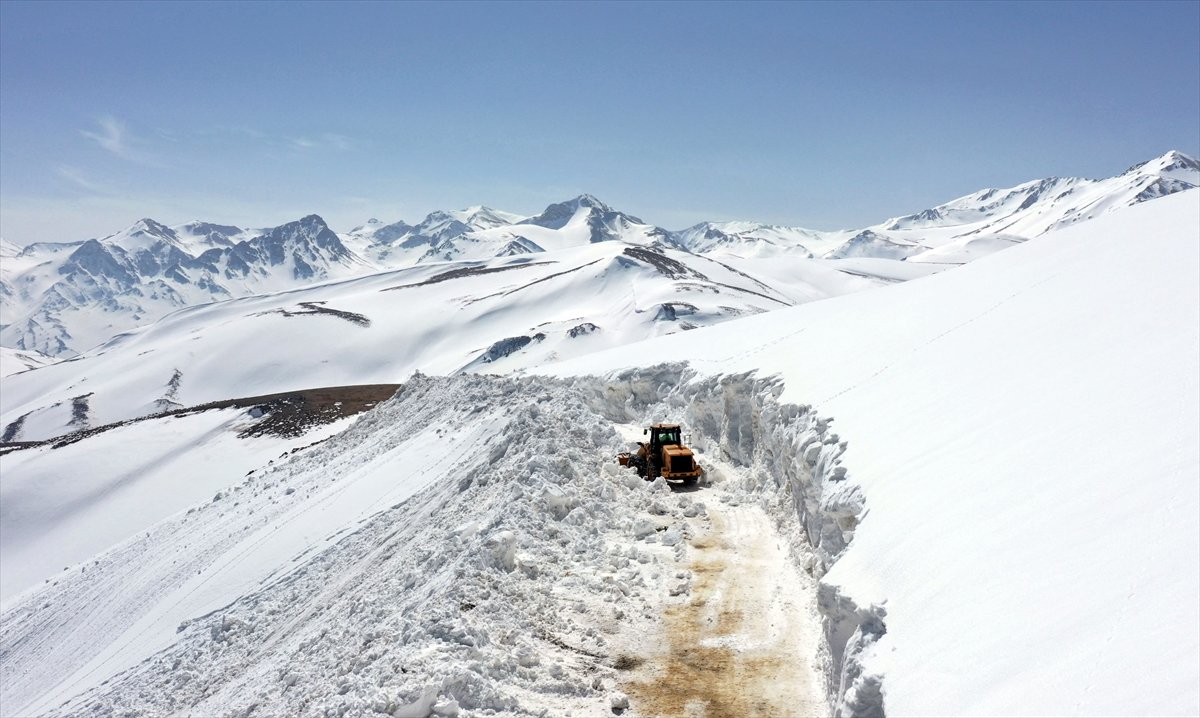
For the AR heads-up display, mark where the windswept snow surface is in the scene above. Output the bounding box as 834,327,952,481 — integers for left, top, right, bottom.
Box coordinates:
0,347,54,377
0,409,360,603
1,375,803,718
0,243,881,440
541,190,1200,716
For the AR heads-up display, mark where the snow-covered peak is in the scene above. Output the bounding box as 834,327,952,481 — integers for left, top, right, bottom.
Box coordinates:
172,221,247,253
825,229,923,260
520,195,620,230
0,238,22,258
344,206,522,263
673,221,826,256
518,195,659,243
456,205,524,227
247,214,344,254
415,206,519,236
570,193,610,210
129,218,175,238
100,218,186,254
880,152,1198,237
1122,150,1200,183
347,218,412,242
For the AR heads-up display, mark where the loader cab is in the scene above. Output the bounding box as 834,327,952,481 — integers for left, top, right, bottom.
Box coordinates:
646,424,681,449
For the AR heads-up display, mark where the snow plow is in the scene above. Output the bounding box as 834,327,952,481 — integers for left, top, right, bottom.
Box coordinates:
617,423,703,484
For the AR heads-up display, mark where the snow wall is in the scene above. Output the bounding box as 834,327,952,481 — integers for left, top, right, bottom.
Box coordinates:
567,363,884,717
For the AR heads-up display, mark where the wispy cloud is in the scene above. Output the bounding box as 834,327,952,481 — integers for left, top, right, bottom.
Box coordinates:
80,115,156,164
55,165,107,193
81,116,130,156
290,133,354,152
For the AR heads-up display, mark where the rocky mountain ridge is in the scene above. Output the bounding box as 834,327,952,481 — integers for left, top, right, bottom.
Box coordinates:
2,151,1194,357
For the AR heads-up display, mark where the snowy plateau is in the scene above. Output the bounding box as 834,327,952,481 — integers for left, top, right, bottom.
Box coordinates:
0,152,1197,718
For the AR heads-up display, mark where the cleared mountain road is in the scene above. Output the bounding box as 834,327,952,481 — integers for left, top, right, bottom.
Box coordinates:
623,498,828,718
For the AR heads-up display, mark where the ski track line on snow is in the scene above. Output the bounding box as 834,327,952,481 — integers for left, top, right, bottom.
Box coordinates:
30,421,487,715
691,326,810,367
819,269,1066,405
1074,538,1155,712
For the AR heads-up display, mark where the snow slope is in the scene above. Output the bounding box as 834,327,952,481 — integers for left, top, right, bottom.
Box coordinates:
0,346,54,377
540,189,1200,716
1,374,741,718
0,408,358,603
0,242,881,440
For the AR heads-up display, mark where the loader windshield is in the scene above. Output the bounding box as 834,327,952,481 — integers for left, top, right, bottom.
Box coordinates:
655,428,680,445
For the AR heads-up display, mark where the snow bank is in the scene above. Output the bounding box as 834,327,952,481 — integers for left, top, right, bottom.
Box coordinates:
2,375,700,718
543,190,1200,716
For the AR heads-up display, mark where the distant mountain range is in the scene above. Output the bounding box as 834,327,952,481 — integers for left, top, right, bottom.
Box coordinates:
1,150,1195,358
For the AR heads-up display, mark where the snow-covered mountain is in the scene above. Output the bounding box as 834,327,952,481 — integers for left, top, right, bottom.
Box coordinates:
342,205,523,265
3,151,1194,359
0,215,372,356
535,188,1200,717
673,150,1198,262
671,220,834,257
10,150,1195,441
0,242,884,441
881,149,1199,237
1,187,1194,718
342,195,674,267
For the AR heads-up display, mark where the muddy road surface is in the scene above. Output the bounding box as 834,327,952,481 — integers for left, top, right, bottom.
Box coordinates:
623,501,828,718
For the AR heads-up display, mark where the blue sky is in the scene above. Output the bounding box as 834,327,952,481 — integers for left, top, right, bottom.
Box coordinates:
1,0,1197,243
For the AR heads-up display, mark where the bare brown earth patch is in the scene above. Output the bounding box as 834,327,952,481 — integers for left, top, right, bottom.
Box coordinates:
0,384,400,454
624,506,826,718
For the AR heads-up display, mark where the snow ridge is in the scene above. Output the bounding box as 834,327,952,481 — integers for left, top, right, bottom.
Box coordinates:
5,374,704,718
0,215,367,357
4,151,1195,359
